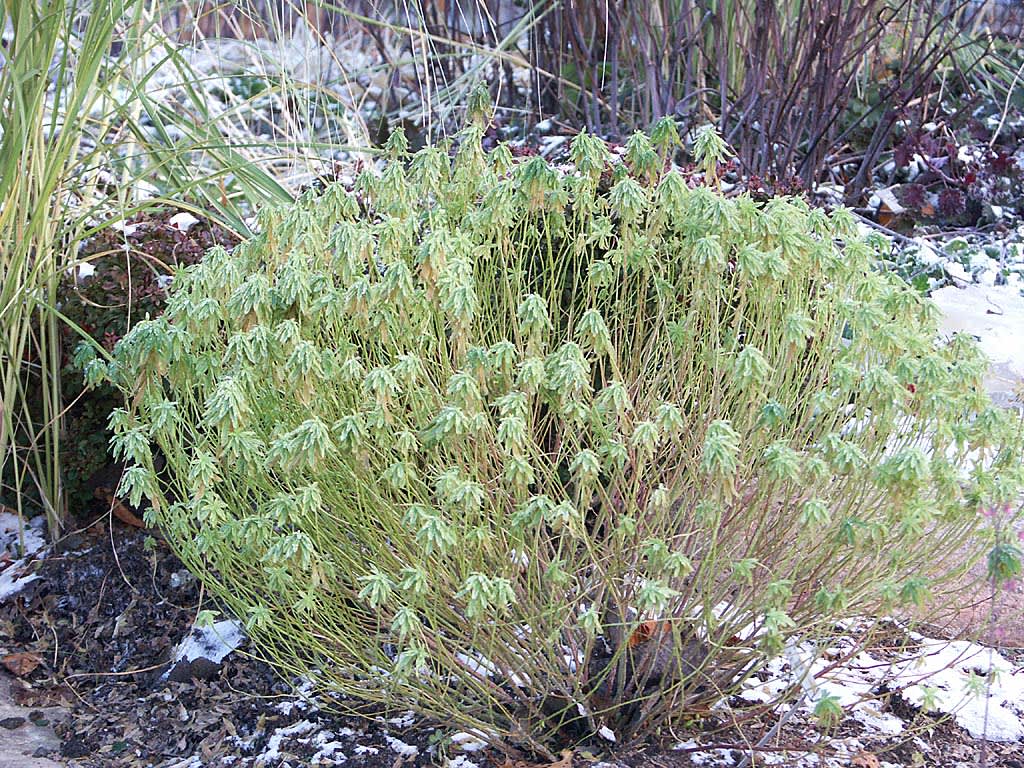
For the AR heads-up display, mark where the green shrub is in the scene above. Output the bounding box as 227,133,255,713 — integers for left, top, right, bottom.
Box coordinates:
105,120,1022,753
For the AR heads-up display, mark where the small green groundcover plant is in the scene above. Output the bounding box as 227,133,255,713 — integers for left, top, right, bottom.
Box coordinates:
96,110,1023,754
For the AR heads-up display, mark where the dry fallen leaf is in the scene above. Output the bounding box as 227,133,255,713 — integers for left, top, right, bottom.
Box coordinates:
2,651,42,677
11,681,74,708
851,751,881,768
628,619,669,648
94,487,146,528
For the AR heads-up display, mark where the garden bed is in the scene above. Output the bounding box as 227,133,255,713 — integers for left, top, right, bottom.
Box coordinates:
3,171,1024,767
2,521,1024,767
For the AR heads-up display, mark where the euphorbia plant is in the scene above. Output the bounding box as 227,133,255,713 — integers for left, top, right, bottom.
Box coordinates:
103,114,1023,754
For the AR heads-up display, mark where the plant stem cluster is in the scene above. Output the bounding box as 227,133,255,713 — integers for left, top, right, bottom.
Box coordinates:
104,120,1023,753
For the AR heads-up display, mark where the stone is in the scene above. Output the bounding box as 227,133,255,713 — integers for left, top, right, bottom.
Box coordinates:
0,676,65,768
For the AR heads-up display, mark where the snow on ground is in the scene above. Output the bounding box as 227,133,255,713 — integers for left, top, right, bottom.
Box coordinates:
0,512,48,601
677,619,1024,767
167,212,200,232
658,609,1022,765
450,731,488,752
384,735,419,758
309,730,349,765
932,282,1024,408
893,635,1024,741
0,511,47,559
890,223,1024,409
737,627,1024,742
257,719,318,764
932,281,1024,375
169,620,246,667
145,612,1024,768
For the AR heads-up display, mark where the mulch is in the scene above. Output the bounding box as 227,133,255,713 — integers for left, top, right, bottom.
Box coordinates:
2,521,443,768
2,518,1024,767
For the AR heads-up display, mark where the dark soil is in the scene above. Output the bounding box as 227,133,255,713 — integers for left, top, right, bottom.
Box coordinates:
2,521,448,768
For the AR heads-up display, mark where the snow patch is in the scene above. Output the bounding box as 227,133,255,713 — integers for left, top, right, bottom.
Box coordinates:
171,619,246,665
387,711,416,727
0,512,47,600
168,212,200,231
111,220,140,236
0,555,40,601
0,511,47,558
851,701,904,735
943,260,972,285
455,652,496,678
932,283,1024,381
310,737,348,765
724,618,1024,760
258,719,317,763
891,637,1024,742
450,731,489,752
385,735,418,757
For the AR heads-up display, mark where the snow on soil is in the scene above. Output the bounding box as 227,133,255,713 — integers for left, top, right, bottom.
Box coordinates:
666,620,1024,766
166,619,246,668
450,731,488,752
257,719,318,764
167,211,201,232
159,617,1024,767
896,638,1024,742
891,222,1024,408
932,282,1024,406
0,512,47,601
0,511,47,558
738,628,1024,743
652,605,1024,766
384,735,419,758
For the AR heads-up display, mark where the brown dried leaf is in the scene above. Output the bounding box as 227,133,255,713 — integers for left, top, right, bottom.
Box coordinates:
94,487,145,528
11,681,74,708
628,619,669,648
851,751,880,768
2,651,42,677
